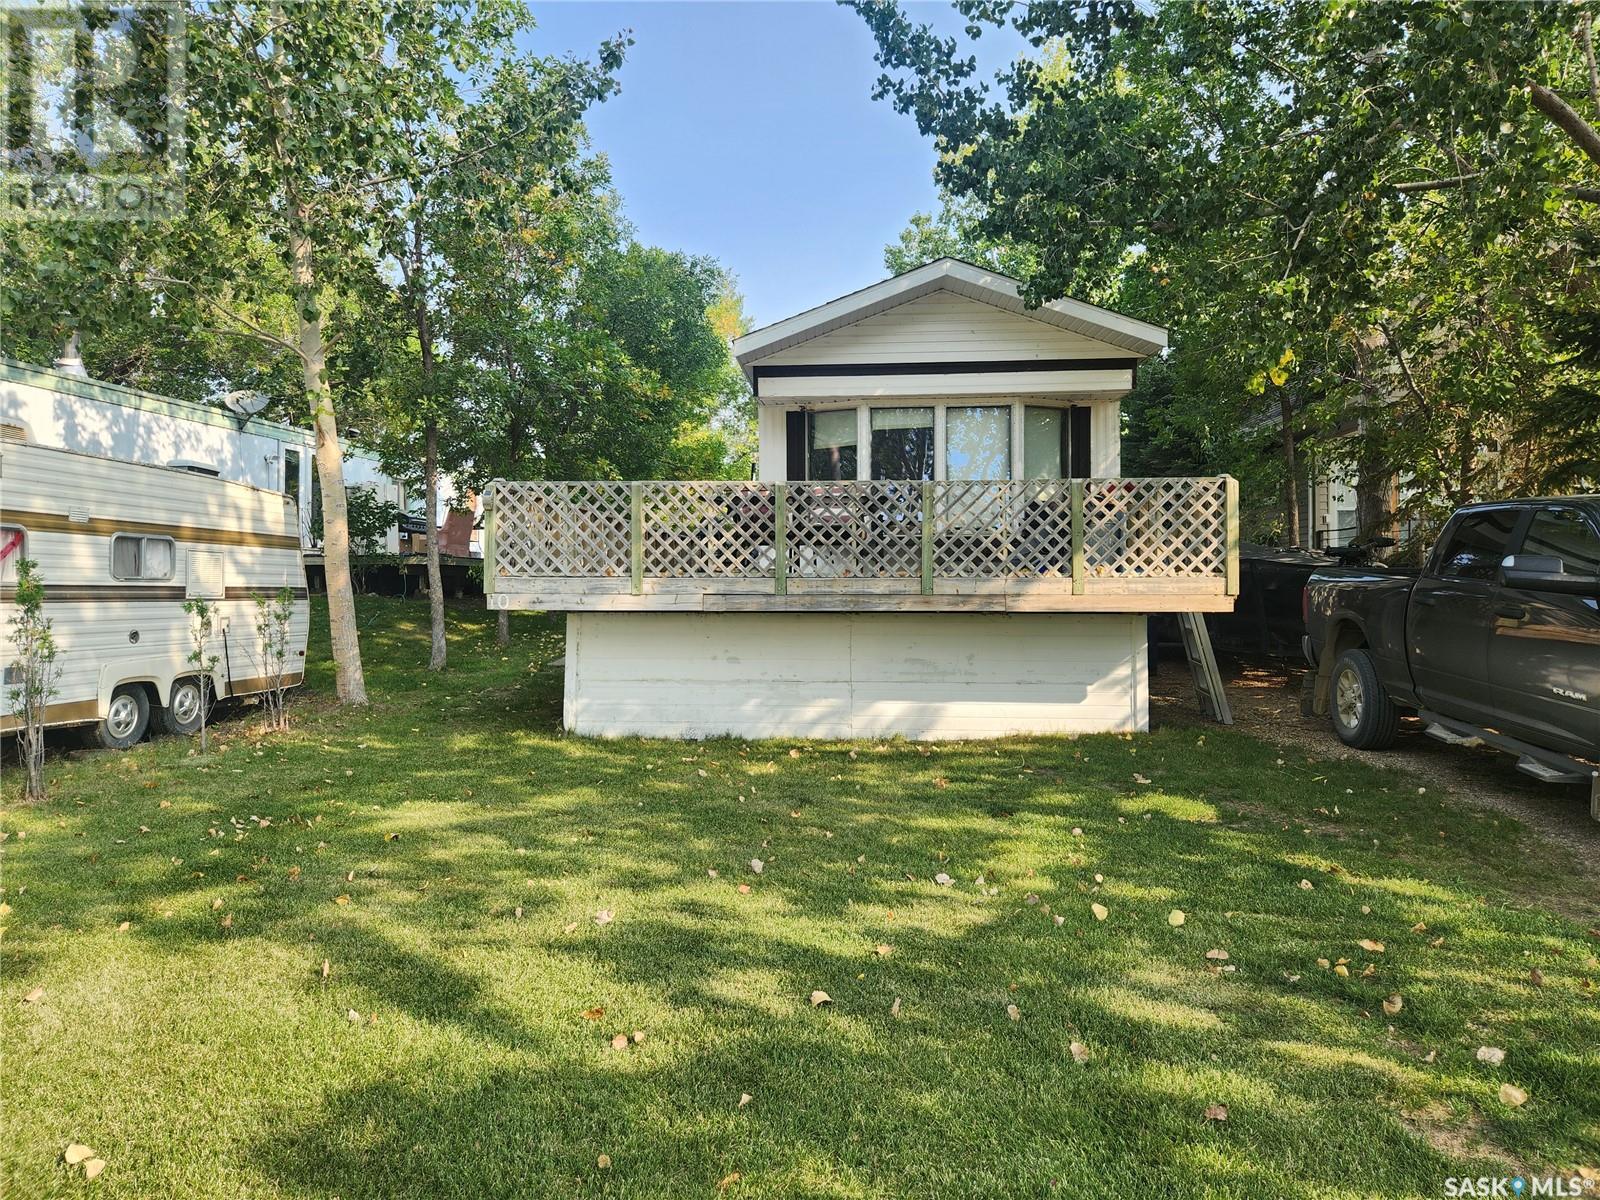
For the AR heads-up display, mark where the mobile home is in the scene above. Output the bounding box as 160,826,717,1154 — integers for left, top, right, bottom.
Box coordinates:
484,258,1239,740
1,439,310,747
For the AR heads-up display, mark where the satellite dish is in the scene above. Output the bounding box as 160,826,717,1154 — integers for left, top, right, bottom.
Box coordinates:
221,389,271,417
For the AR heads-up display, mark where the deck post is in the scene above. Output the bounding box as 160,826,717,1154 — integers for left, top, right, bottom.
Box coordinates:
920,481,935,596
630,483,644,595
1223,475,1240,596
482,482,498,590
1070,479,1086,596
773,483,788,596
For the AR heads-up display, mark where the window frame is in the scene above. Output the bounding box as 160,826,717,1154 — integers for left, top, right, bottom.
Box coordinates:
109,533,178,583
0,524,26,586
1430,507,1529,582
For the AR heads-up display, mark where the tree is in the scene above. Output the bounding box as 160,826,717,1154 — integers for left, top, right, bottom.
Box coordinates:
374,40,623,670
182,598,220,755
6,559,62,801
852,1,1600,544
250,587,296,733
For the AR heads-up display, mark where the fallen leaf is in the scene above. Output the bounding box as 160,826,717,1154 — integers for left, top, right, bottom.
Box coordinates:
1069,1041,1090,1064
63,1144,95,1165
1498,1083,1528,1108
321,959,330,981
1358,939,1385,953
1334,964,1349,978
83,1158,106,1181
1053,914,1065,926
1091,903,1109,921
597,1154,612,1169
632,1030,645,1044
933,872,953,886
211,898,223,911
513,906,523,919
749,858,764,875
1006,1004,1021,1021
874,944,892,957
1316,958,1330,969
1168,909,1186,927
738,1092,752,1108
334,895,351,906
809,990,832,1007
1204,949,1229,961
1382,994,1404,1016
1476,1046,1506,1065
1133,773,1152,784
737,884,751,895
582,1006,605,1021
717,1172,742,1192
1529,968,1545,986
1298,879,1313,890
563,921,579,934
117,921,129,933
347,1009,361,1023
1423,1050,1437,1063
610,1033,630,1050
594,910,613,927
1410,921,1427,933
1204,1103,1229,1122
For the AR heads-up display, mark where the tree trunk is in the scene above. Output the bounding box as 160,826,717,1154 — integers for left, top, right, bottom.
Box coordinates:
424,418,446,670
496,609,509,648
1279,392,1302,547
290,205,367,705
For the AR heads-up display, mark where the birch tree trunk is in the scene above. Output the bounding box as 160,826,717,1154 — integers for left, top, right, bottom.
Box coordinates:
291,205,367,704
424,417,446,670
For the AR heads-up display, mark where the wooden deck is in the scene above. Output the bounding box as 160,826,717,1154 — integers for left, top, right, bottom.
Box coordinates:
483,477,1240,614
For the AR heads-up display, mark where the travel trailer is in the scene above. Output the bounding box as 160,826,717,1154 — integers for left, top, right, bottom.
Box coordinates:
0,439,310,748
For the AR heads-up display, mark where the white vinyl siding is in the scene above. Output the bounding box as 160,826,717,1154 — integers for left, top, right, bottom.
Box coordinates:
564,611,1149,740
758,291,1143,366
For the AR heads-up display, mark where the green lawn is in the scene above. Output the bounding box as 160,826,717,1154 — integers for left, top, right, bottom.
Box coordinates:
3,597,1597,1199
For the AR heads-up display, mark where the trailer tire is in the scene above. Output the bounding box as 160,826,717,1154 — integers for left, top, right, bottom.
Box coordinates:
1328,648,1399,750
95,685,151,750
156,676,207,737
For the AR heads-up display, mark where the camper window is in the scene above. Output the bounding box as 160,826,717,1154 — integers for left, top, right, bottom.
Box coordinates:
111,534,176,581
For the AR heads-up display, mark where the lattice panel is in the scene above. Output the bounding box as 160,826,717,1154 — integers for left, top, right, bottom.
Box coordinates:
492,481,630,578
1081,477,1227,577
932,482,1075,579
787,482,922,579
643,483,775,577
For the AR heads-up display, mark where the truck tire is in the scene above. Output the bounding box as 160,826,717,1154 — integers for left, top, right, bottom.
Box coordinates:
156,676,207,737
94,685,150,750
1329,648,1399,750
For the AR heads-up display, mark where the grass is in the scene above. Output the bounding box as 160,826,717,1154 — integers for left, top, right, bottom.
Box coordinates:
3,596,1598,1199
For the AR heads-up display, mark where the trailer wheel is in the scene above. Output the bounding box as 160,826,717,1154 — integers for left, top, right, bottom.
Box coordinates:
1329,648,1399,750
94,685,150,750
156,676,207,737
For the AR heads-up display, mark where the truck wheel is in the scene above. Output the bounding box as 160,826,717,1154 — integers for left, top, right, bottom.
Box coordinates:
94,685,150,750
156,676,207,737
1329,648,1399,750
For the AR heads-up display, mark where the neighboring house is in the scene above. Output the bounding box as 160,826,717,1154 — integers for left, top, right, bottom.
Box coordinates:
0,358,407,559
484,258,1240,740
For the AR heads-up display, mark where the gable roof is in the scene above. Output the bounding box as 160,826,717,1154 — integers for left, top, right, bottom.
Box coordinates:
732,258,1168,378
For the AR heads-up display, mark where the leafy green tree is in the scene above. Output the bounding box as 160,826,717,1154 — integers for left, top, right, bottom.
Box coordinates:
852,0,1600,544
6,558,61,801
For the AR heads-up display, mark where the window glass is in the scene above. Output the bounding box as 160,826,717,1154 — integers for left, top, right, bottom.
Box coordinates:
870,407,933,480
1023,407,1065,479
283,448,301,502
111,535,176,581
1435,509,1520,581
808,409,858,481
1520,508,1600,575
946,406,1011,481
0,526,24,585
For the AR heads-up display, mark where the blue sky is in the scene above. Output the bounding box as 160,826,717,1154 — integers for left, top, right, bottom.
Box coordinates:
525,2,1027,329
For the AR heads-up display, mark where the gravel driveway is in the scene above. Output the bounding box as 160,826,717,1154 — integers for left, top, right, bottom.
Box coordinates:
1151,653,1600,870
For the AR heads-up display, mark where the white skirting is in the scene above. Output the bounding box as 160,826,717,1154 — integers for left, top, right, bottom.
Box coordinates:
562,611,1149,741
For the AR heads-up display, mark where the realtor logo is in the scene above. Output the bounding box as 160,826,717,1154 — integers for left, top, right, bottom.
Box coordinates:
1,0,185,220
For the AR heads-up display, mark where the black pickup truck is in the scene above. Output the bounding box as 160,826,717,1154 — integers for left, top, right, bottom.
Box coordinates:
1304,497,1600,813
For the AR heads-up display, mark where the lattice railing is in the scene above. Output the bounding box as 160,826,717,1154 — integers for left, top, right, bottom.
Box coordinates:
486,477,1237,596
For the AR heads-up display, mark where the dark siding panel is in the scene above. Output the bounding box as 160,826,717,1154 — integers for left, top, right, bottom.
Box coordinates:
785,411,807,481
1069,406,1092,477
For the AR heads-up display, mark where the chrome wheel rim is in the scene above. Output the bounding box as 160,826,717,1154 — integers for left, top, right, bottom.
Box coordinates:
172,682,201,725
107,694,140,739
1335,667,1364,730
